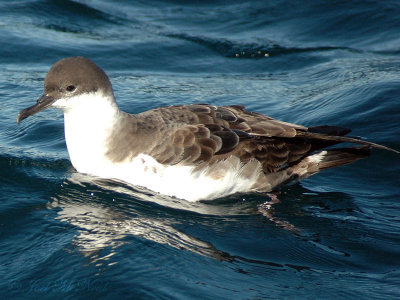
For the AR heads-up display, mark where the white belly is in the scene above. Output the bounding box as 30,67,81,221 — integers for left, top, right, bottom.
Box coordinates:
74,153,261,202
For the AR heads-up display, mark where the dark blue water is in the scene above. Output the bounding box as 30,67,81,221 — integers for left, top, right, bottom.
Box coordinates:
1,0,400,298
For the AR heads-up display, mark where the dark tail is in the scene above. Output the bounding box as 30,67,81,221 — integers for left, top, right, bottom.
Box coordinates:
316,146,371,171
293,146,371,180
252,146,371,192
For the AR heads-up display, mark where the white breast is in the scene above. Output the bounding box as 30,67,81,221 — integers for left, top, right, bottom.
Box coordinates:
57,92,120,174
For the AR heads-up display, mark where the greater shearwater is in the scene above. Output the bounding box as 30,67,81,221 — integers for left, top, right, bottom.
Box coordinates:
17,57,399,201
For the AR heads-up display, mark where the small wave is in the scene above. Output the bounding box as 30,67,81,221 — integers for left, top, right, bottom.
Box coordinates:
5,0,127,40
0,154,70,173
165,33,361,58
34,0,121,24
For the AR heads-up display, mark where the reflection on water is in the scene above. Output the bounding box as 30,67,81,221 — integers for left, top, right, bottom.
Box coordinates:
47,173,236,265
45,172,357,271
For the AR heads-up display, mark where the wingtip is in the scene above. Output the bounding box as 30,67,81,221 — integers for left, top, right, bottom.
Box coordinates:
297,131,400,155
367,143,400,155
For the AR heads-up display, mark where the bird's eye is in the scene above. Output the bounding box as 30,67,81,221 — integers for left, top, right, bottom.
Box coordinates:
66,85,76,92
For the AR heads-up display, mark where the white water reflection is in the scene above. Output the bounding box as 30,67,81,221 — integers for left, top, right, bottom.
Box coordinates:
47,173,236,264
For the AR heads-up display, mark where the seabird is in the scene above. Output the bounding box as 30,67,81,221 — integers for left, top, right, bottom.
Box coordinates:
17,57,399,201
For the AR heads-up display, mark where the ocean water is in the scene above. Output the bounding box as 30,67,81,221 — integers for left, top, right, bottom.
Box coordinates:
1,0,400,298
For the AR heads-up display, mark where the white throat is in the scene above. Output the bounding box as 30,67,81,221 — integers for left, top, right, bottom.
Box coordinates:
56,91,120,173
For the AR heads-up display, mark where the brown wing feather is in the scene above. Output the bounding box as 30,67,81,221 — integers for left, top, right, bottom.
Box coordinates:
107,104,398,171
139,104,310,167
